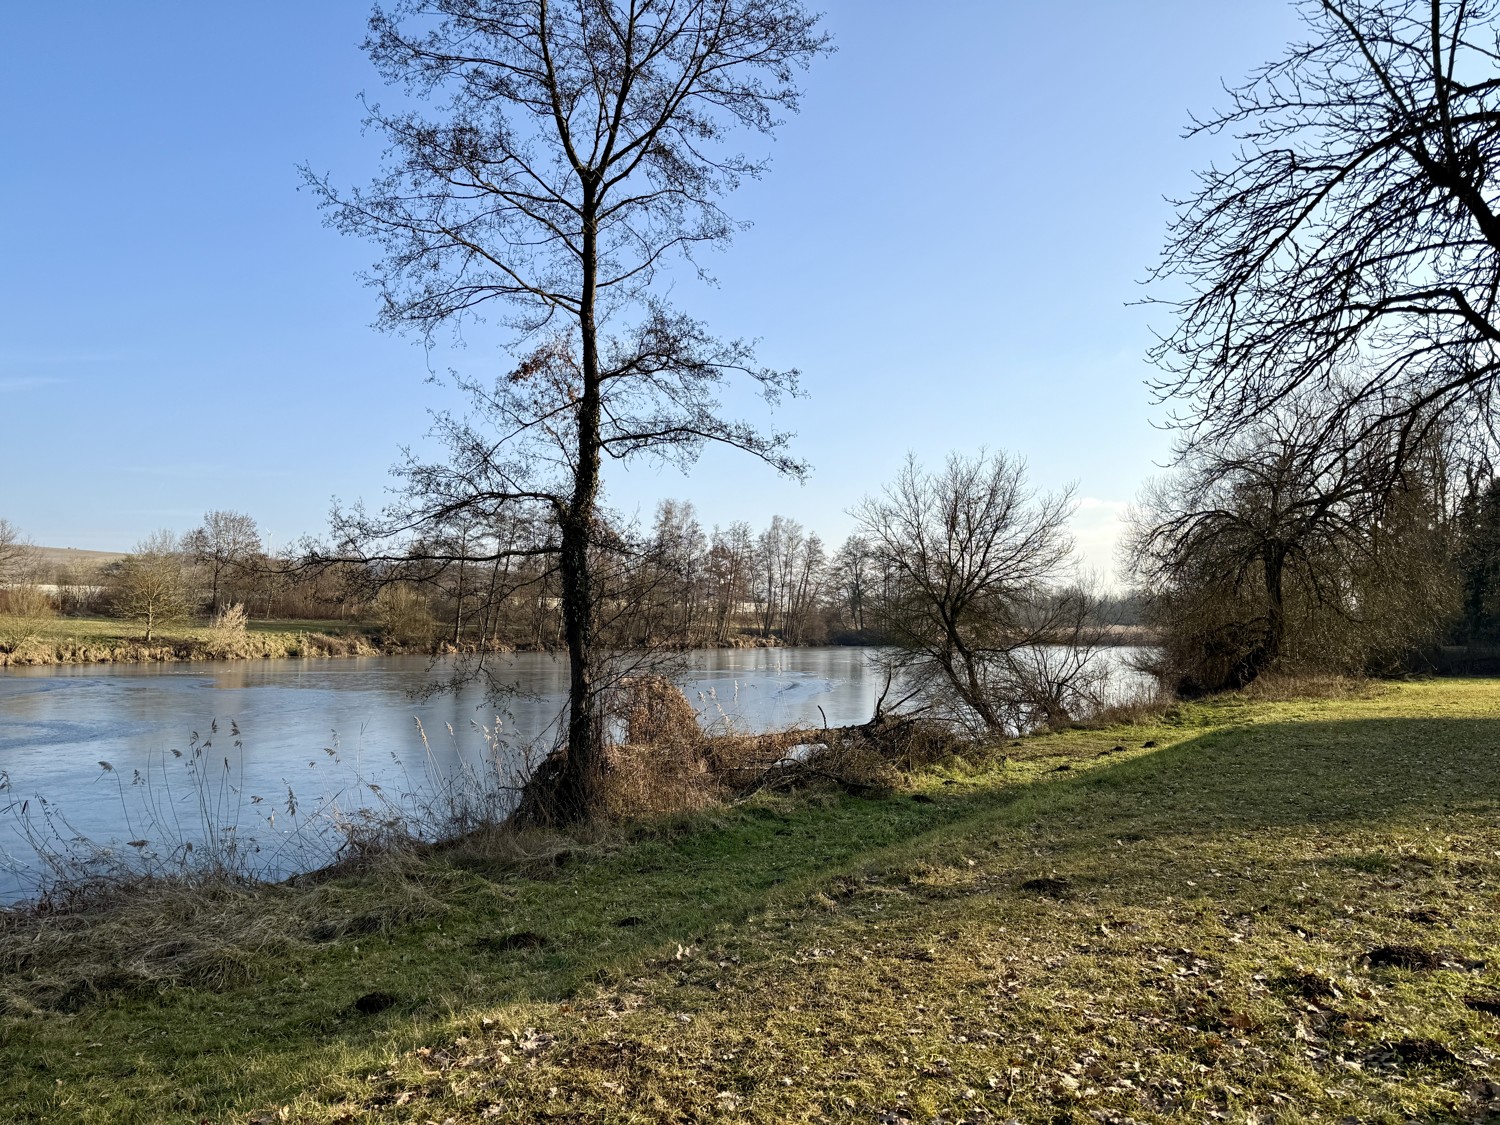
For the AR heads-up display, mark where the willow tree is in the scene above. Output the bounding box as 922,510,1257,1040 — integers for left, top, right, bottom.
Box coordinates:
1128,398,1458,693
306,1,828,821
1127,405,1378,693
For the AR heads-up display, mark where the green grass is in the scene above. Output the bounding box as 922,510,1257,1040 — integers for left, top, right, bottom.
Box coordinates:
4,680,1500,1122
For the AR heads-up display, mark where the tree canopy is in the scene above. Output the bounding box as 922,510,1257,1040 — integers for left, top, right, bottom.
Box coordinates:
1150,0,1500,462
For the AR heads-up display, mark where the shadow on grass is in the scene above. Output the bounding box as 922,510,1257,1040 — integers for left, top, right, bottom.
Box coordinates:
1050,716,1500,835
0,787,1004,1122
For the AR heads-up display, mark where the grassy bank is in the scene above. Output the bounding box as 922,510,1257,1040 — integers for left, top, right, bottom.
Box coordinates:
0,616,387,666
0,616,806,666
3,681,1500,1122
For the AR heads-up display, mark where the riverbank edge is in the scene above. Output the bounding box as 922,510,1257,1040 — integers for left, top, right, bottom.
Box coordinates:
0,630,794,668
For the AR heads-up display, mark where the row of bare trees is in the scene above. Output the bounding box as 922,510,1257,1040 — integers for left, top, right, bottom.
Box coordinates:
0,512,350,643
317,501,962,651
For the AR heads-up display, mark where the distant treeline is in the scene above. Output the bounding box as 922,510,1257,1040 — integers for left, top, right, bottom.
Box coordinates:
0,506,1143,654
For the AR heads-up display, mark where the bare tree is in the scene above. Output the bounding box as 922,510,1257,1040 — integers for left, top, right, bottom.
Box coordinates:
853,452,1084,736
706,521,754,643
782,529,826,644
183,510,262,615
0,519,39,586
0,522,51,656
113,531,193,644
1130,406,1372,690
830,534,872,635
1150,0,1500,461
306,1,829,821
638,499,707,645
1127,401,1457,692
0,584,54,657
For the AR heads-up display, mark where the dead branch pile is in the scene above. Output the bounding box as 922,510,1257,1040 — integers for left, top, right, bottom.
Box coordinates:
515,678,976,825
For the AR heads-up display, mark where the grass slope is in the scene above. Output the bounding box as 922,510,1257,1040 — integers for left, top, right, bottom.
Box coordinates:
3,681,1500,1123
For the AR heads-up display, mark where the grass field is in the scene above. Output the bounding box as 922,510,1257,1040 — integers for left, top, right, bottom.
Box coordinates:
2,680,1499,1122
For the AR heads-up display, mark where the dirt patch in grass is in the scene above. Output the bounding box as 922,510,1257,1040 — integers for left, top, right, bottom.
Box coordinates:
1018,875,1073,899
1365,943,1443,971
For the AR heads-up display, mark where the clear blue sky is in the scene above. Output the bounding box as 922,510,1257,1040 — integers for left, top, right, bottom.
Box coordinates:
0,1,1304,577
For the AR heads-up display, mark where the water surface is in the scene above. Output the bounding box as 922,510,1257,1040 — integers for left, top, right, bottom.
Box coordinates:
0,647,1148,899
0,649,887,898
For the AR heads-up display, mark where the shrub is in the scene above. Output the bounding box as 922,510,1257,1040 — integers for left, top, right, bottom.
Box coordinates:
202,603,252,658
0,584,55,655
372,584,437,646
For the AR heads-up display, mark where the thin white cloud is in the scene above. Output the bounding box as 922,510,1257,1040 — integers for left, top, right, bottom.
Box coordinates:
0,376,65,393
0,350,119,366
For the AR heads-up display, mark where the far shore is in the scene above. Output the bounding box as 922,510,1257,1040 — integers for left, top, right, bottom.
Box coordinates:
0,616,1160,669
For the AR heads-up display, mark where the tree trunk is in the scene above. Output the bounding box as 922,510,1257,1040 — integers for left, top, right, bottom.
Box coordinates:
452,533,466,646
536,177,605,824
1235,545,1288,688
1261,547,1287,669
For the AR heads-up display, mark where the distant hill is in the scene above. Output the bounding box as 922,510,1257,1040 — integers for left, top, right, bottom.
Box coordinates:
32,546,128,570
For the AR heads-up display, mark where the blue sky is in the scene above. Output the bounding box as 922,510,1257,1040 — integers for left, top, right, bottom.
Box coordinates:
0,1,1304,577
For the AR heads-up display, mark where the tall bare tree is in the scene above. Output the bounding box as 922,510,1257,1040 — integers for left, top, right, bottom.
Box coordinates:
1150,0,1500,461
307,1,829,821
830,534,872,634
183,510,262,614
782,529,825,644
706,520,754,643
853,452,1083,736
0,519,37,586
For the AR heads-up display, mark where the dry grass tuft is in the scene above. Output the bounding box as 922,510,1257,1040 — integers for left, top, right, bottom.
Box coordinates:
597,677,720,817
0,880,294,1013
621,675,702,747
299,631,380,658
0,849,473,1015
1235,670,1383,701
701,714,971,802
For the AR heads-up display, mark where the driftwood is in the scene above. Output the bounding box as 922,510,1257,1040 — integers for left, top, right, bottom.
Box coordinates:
720,711,968,801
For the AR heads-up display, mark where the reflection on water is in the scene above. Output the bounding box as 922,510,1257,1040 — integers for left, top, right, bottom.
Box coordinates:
0,647,1149,899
